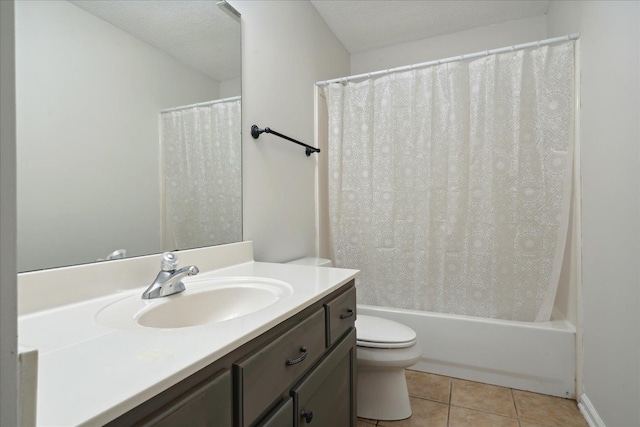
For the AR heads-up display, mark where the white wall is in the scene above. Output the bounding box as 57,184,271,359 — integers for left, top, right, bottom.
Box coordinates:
15,0,220,271
351,15,547,74
220,77,241,99
228,0,350,262
0,1,18,425
547,2,640,426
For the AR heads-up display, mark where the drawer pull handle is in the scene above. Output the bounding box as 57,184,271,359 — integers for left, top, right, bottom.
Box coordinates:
285,347,308,366
340,309,354,319
301,410,314,423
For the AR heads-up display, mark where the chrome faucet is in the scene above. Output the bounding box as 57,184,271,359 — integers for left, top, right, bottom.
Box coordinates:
141,252,199,299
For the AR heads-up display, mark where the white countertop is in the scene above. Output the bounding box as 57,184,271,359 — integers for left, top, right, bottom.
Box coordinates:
18,261,358,426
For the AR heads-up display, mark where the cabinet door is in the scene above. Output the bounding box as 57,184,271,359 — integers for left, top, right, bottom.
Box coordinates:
292,329,356,427
256,398,294,427
137,369,232,427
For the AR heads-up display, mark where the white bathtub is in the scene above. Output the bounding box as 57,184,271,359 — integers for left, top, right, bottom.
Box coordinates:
357,304,576,398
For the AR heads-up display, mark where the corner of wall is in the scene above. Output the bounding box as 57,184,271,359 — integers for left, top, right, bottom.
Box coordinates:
579,393,606,427
547,2,640,426
232,0,349,263
0,1,18,425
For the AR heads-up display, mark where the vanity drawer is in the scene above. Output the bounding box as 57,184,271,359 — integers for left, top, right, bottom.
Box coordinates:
325,286,356,347
235,308,325,426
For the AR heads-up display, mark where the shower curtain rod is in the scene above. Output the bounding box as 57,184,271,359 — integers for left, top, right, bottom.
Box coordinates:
160,95,241,113
316,33,579,86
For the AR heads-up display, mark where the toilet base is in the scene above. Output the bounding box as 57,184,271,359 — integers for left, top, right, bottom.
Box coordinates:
357,367,412,420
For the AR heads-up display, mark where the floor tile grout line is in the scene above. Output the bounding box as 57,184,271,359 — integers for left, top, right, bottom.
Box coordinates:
409,376,519,420
447,376,452,426
449,402,520,420
512,387,521,420
512,387,524,427
408,394,450,405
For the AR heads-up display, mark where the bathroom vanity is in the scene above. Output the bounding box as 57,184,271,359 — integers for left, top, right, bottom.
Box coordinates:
108,284,357,427
17,242,359,426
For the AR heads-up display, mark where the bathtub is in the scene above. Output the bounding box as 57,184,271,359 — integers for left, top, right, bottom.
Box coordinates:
357,304,576,398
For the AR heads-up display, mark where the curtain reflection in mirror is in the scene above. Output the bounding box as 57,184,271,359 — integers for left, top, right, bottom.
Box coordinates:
161,98,242,250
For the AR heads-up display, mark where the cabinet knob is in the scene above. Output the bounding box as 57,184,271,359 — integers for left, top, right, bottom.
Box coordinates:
301,410,314,423
340,309,354,319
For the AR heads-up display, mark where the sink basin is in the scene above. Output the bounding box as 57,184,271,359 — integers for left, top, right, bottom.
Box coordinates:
95,277,293,330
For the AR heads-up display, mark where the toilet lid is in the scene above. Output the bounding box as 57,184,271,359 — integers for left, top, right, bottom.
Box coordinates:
355,315,417,349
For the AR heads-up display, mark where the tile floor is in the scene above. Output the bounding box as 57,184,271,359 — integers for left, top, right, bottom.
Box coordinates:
357,370,588,427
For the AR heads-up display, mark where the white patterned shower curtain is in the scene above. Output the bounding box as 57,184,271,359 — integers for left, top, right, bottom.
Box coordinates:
324,42,574,321
161,98,241,250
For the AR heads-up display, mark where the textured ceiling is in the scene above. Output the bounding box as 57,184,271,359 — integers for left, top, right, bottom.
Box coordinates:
68,1,551,79
310,0,552,53
69,0,241,82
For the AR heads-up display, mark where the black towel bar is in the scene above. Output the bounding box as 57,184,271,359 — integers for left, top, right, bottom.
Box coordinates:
251,125,320,157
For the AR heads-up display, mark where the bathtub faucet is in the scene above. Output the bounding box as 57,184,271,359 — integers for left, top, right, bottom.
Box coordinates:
141,252,199,299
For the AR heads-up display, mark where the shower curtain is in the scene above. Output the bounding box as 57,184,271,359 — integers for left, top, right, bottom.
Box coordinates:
161,98,241,250
324,41,574,322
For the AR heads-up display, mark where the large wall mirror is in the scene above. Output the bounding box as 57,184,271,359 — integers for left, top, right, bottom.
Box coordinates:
15,0,242,272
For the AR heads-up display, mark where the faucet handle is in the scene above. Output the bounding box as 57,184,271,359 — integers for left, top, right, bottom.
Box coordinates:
161,252,178,271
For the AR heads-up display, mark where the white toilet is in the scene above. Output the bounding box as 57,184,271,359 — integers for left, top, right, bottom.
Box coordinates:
285,257,421,421
355,314,421,420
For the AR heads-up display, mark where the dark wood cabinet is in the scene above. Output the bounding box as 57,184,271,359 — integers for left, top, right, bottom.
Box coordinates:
324,286,357,347
256,398,294,427
137,369,232,427
255,329,356,427
292,329,356,427
235,309,326,426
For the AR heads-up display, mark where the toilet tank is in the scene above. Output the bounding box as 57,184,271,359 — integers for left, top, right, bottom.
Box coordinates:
285,257,333,267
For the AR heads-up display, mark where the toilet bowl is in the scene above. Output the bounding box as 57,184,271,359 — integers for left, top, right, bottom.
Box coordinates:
356,315,421,420
285,257,420,420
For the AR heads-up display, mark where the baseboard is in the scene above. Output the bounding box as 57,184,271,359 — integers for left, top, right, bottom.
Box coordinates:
578,393,605,427
18,345,38,427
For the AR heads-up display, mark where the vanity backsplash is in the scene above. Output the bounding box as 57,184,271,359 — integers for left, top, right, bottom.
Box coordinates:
18,241,254,315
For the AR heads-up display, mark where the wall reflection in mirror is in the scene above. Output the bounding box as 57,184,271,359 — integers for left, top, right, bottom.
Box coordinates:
16,0,242,272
